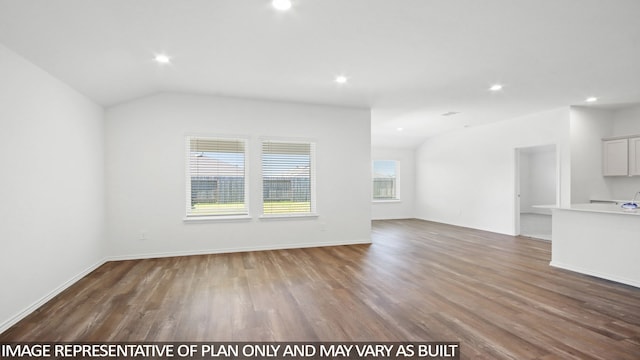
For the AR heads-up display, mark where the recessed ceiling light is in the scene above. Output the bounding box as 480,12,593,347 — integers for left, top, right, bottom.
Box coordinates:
154,54,171,64
272,0,292,11
335,75,348,84
397,127,404,132
585,96,598,102
489,84,503,91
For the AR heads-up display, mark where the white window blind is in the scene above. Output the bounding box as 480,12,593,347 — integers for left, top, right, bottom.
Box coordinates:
372,160,399,200
186,137,248,216
262,140,316,215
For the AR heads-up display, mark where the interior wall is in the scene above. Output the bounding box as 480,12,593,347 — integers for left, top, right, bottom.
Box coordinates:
609,105,640,199
371,147,415,220
568,105,640,203
105,93,371,259
0,44,105,332
415,107,571,235
613,105,640,135
529,147,557,213
569,106,614,203
519,146,556,215
519,152,533,212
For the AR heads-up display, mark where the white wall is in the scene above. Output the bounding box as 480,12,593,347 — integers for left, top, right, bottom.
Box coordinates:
415,108,571,235
569,105,640,202
569,106,614,203
519,145,557,215
0,44,105,332
530,148,557,211
105,93,371,259
519,151,533,212
372,147,415,220
613,104,640,135
610,105,640,200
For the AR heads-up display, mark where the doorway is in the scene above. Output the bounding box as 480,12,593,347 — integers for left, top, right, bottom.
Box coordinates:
515,145,558,241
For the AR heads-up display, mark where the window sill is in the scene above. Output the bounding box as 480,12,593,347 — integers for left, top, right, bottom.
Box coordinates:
259,213,319,220
183,215,252,223
373,199,401,203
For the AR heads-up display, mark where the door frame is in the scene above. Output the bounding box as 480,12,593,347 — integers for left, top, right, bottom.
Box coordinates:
514,144,560,236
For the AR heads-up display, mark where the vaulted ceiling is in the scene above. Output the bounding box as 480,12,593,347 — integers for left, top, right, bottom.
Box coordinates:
1,0,639,147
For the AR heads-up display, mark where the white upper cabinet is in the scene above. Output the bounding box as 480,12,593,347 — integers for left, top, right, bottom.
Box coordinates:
602,138,629,176
629,137,640,176
603,135,640,176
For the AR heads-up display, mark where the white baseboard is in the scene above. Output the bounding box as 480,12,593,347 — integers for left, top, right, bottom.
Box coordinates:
108,239,372,261
0,257,109,334
550,261,640,289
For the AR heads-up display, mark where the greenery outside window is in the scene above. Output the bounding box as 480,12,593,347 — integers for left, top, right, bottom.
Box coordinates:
186,136,248,217
262,140,316,216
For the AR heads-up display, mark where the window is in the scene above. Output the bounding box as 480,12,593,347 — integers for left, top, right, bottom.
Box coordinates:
372,160,399,201
186,136,248,217
262,140,316,215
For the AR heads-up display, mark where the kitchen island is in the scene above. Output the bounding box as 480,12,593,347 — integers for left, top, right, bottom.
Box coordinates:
551,203,640,288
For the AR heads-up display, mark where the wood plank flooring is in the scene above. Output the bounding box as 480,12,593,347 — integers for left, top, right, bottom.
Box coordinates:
1,219,639,359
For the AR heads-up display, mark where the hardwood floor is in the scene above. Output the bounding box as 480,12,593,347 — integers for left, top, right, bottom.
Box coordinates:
2,219,639,359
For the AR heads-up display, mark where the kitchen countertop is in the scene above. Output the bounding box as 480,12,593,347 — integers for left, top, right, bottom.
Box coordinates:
555,203,640,216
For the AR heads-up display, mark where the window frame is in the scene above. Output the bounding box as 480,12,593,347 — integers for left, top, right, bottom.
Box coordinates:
372,159,400,202
184,135,250,220
260,138,318,218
